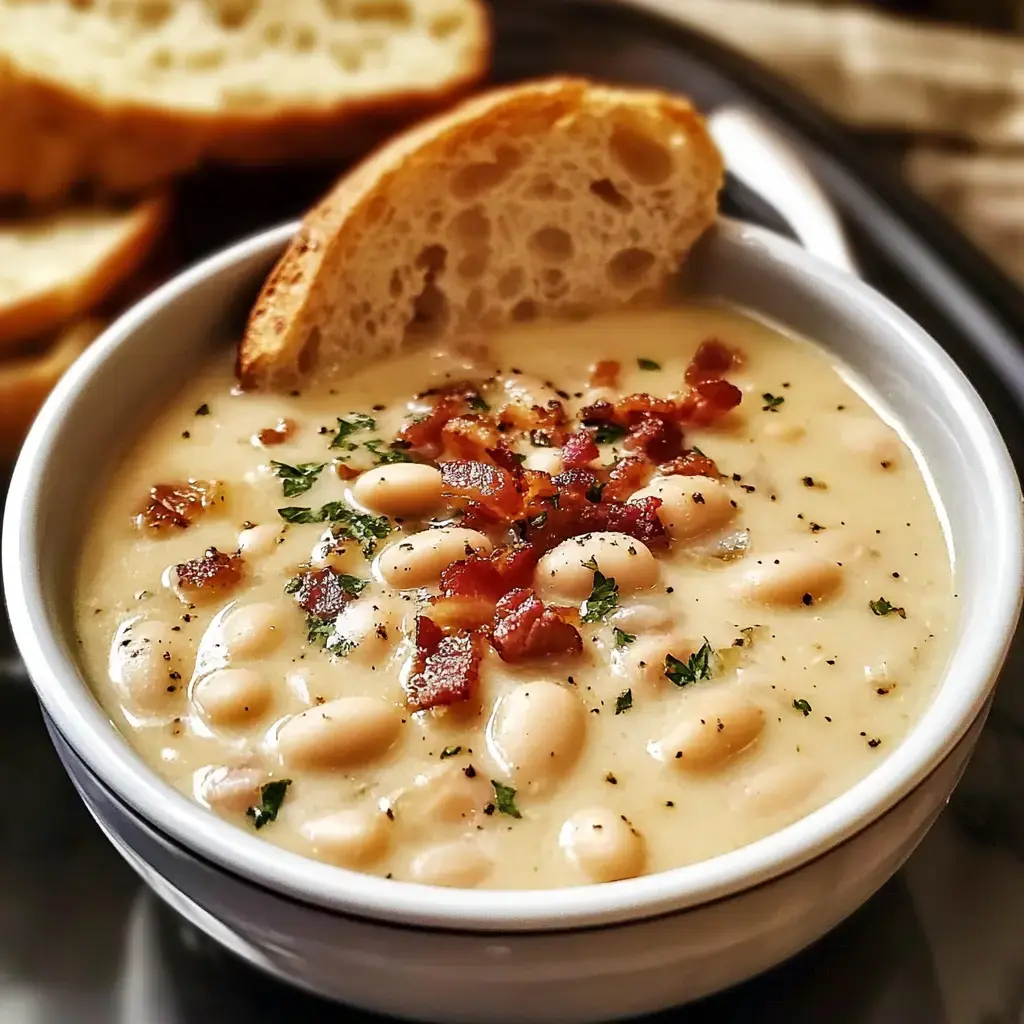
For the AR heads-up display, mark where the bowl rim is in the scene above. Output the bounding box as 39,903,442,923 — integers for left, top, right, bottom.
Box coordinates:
5,219,1022,932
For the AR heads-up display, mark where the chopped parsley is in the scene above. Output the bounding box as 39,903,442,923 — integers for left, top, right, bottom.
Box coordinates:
612,627,636,648
637,357,661,371
271,460,326,498
761,393,785,412
440,745,462,759
329,413,376,449
664,639,714,686
869,597,906,618
364,438,414,465
276,502,391,556
615,688,633,714
491,780,521,819
580,562,619,623
792,698,813,716
246,779,291,830
467,393,490,413
305,617,337,648
591,421,627,446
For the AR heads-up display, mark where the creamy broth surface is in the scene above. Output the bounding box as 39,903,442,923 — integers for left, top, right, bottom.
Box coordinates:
75,305,955,889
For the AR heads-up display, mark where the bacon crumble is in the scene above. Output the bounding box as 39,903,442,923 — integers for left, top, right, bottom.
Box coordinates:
254,418,296,447
405,616,482,711
175,547,244,599
491,589,583,662
292,567,357,620
137,480,221,531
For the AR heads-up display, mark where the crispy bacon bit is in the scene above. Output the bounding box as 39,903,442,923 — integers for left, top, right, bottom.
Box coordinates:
497,399,568,447
254,418,296,447
491,589,583,662
676,380,743,426
405,616,482,711
292,567,355,620
601,496,668,549
603,454,653,501
399,381,491,458
589,360,621,389
440,459,521,517
334,461,360,481
486,444,525,477
581,393,677,425
431,546,540,630
175,548,244,599
685,339,740,385
623,415,684,462
561,430,599,468
659,448,721,478
441,416,502,460
137,480,220,531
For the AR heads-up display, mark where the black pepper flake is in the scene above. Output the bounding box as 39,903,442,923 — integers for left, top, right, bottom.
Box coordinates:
195,404,210,416
385,807,395,821
463,765,477,778
825,659,835,666
181,430,191,439
824,716,832,722
801,593,813,606
605,773,618,785
483,803,496,816
665,801,675,807
372,403,386,411
868,738,882,748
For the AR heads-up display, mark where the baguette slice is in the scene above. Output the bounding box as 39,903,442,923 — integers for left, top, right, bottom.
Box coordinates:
0,318,103,460
0,194,168,351
0,0,489,203
240,78,724,390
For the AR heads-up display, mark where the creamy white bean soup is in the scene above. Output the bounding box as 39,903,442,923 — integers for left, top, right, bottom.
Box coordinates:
75,305,955,889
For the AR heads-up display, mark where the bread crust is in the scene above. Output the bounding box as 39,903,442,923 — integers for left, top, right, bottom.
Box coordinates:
0,1,490,203
0,193,169,352
239,77,724,390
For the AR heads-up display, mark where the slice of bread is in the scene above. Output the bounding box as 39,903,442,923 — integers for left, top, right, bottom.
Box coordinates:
239,78,724,391
0,318,103,460
0,0,489,203
0,194,168,351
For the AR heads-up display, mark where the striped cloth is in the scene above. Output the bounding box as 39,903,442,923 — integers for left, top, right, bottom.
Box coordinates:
634,0,1024,284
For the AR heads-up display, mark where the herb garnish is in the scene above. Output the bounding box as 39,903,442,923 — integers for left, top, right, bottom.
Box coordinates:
761,393,785,412
276,502,391,556
792,698,813,716
664,639,714,686
246,779,291,830
591,422,627,446
615,688,633,714
271,460,327,498
330,413,376,449
491,780,522,819
440,745,462,759
869,597,906,619
467,393,490,413
637,357,661,371
364,438,414,465
580,559,619,623
612,627,636,648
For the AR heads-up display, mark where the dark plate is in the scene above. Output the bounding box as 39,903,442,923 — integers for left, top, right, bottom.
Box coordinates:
3,2,1024,1021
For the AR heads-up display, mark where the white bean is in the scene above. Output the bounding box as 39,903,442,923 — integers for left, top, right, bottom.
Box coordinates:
391,762,489,835
739,763,824,816
613,633,695,690
197,765,264,816
334,594,407,665
237,522,285,558
108,619,185,713
409,838,493,888
352,464,443,517
559,808,646,882
761,419,806,443
278,696,401,770
219,602,286,659
734,550,843,608
629,475,737,543
192,668,272,727
523,448,564,475
840,415,902,470
609,602,673,633
487,681,586,790
377,527,493,589
301,807,392,867
535,532,658,602
650,688,765,772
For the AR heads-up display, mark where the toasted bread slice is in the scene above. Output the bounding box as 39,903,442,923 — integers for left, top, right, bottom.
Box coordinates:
0,194,168,351
0,0,489,203
0,318,103,460
239,78,724,390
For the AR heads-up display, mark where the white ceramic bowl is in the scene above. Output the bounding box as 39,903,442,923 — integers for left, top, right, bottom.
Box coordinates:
4,219,1022,1022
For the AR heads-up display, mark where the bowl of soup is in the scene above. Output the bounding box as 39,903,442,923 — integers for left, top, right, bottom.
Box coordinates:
4,218,1021,1022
